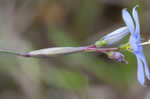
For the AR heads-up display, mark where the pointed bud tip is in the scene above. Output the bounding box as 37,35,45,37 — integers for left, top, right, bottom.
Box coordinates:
107,51,128,64
21,53,32,57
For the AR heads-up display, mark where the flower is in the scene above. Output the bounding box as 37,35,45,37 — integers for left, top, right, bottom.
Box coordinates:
122,6,150,86
95,26,129,47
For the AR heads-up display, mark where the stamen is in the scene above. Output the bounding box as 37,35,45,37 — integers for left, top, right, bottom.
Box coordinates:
120,43,133,52
126,44,133,52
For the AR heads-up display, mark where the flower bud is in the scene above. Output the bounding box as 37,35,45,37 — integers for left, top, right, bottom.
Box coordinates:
95,26,129,47
107,51,128,64
22,47,85,57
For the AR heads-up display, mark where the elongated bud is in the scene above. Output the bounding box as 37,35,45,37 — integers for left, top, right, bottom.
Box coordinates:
107,51,128,64
95,26,129,47
22,47,85,57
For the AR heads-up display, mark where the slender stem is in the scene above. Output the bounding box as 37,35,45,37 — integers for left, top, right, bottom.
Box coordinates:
0,49,22,56
83,45,119,52
85,48,119,52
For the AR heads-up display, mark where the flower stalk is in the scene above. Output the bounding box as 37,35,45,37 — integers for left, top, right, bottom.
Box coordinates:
0,45,120,60
0,49,22,56
140,40,150,46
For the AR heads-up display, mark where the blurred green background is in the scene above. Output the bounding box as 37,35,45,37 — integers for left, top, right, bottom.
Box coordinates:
0,0,150,99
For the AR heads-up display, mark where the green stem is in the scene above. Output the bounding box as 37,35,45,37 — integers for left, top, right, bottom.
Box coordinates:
0,49,22,56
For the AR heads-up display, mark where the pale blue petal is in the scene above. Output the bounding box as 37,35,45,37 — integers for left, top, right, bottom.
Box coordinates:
122,9,135,35
103,26,128,39
102,26,129,44
138,53,150,80
132,5,140,39
136,55,145,86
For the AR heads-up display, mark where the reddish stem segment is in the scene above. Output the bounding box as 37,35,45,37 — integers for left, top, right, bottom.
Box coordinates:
83,45,119,53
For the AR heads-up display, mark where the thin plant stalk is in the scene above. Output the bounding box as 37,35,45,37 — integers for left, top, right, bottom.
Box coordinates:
0,45,120,58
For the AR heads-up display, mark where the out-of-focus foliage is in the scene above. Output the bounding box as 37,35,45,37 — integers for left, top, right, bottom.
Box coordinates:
0,0,150,99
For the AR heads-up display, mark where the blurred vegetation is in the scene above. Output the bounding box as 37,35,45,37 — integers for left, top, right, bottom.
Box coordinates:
0,0,149,99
